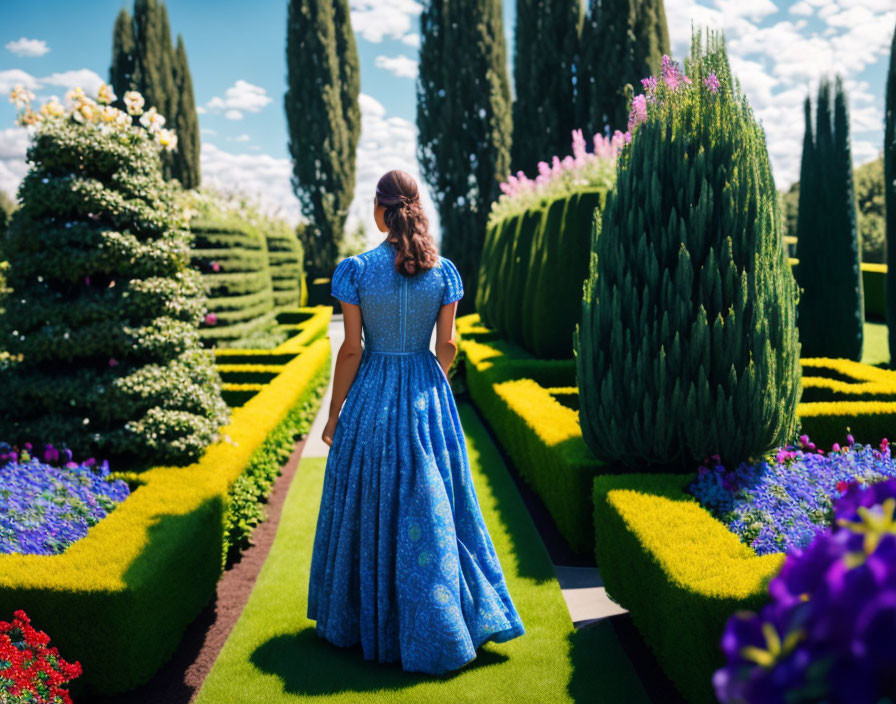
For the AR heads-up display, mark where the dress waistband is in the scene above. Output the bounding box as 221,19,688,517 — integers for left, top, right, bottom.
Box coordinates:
365,347,430,356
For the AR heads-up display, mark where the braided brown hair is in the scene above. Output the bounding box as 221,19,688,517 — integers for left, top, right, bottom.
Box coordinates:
376,169,439,276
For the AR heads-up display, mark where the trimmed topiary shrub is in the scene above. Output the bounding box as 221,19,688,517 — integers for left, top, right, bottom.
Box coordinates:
1,85,230,468
184,188,277,346
575,31,801,470
264,217,304,311
528,189,605,358
794,76,863,360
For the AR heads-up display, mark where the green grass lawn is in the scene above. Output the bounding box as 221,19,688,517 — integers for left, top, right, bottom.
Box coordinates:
194,401,652,704
863,320,889,367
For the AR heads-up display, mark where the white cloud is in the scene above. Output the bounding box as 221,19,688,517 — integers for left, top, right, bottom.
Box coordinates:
0,69,41,94
0,126,32,199
0,68,106,101
5,37,50,58
400,32,421,48
200,128,217,135
204,80,271,119
40,69,107,97
662,0,895,187
200,142,303,225
229,134,251,142
196,105,206,114
350,0,423,43
349,92,440,249
375,54,418,78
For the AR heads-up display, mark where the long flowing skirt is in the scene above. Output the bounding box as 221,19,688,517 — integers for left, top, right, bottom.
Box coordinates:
306,347,525,674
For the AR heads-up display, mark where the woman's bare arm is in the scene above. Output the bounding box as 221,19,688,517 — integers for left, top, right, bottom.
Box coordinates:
434,300,458,376
322,301,363,445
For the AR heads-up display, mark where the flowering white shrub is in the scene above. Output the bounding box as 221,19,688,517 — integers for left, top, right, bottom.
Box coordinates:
9,82,178,153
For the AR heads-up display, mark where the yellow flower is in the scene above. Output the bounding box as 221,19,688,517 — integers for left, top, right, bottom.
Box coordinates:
99,105,120,123
40,98,65,118
65,86,86,103
96,82,116,105
155,127,178,151
16,108,41,126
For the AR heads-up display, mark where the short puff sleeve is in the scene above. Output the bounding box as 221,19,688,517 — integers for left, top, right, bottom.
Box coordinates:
440,257,464,305
331,256,361,305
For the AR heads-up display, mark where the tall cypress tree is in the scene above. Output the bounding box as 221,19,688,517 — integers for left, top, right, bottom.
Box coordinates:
172,34,201,189
109,8,135,115
285,0,360,280
417,0,512,316
886,21,896,362
579,0,669,136
511,0,582,177
795,76,863,360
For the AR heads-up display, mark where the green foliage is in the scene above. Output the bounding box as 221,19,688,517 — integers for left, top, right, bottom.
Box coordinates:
285,0,361,280
579,0,670,135
109,1,200,188
855,156,885,263
0,109,229,467
592,473,783,704
795,77,863,360
887,21,896,362
417,0,512,316
477,188,608,358
511,0,583,178
575,31,801,470
183,188,277,346
171,34,201,189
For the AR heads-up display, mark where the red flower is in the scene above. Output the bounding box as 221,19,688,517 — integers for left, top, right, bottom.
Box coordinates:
836,480,849,493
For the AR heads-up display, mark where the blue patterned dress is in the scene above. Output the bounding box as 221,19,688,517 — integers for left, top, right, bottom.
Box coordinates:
306,239,525,674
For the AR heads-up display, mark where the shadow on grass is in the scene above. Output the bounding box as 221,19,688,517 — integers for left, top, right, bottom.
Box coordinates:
249,629,508,696
457,399,567,583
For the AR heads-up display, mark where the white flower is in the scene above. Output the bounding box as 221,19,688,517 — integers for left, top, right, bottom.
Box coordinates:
76,101,95,123
39,97,65,118
96,82,116,105
139,106,165,132
99,104,121,123
9,84,35,109
155,127,177,151
124,90,145,116
65,86,86,103
114,110,132,128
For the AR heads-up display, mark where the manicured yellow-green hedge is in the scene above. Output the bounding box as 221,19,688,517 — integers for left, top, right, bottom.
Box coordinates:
592,473,784,704
0,337,332,698
798,357,896,445
458,313,600,554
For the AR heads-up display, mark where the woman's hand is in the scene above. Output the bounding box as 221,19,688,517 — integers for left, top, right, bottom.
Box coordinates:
322,416,338,447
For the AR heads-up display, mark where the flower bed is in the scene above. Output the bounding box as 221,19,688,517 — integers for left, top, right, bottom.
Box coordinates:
0,336,331,697
0,447,130,555
690,437,896,556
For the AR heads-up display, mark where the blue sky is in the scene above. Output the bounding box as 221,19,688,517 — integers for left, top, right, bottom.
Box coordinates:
1,0,894,248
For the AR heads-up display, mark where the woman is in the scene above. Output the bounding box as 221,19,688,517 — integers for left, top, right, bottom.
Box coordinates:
306,169,525,675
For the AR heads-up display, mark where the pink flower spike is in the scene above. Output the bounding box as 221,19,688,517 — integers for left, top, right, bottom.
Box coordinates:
776,450,787,464
205,312,218,326
108,358,118,367
832,443,841,452
703,72,720,93
799,434,809,446
84,275,90,286
846,434,855,446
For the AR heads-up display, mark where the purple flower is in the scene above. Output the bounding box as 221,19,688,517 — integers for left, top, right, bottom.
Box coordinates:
703,72,721,93
715,479,896,702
